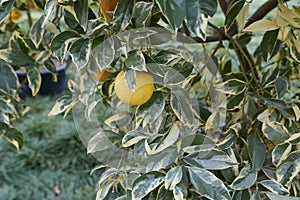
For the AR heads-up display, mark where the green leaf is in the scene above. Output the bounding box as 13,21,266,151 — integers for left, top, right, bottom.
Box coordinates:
185,0,210,40
165,166,182,190
92,37,115,70
171,87,195,126
188,167,231,200
0,110,10,126
122,130,149,147
63,9,85,33
289,37,300,63
132,171,165,200
259,180,289,195
0,0,15,24
164,68,186,85
156,0,185,30
87,131,118,154
181,134,216,153
292,104,300,121
262,168,276,180
275,77,288,98
69,38,90,71
30,15,45,48
250,190,260,200
104,112,131,129
261,67,279,87
145,147,178,172
244,19,279,32
184,149,238,170
237,3,249,29
232,189,251,200
74,0,88,31
41,0,56,28
26,67,41,96
276,151,300,185
3,128,23,150
173,184,187,200
0,99,13,115
98,168,118,186
113,0,133,32
156,186,173,200
260,29,279,61
272,142,292,167
97,178,115,199
286,132,300,144
123,69,136,91
262,121,290,143
132,2,154,28
48,95,74,117
96,168,118,199
265,98,288,109
265,99,295,119
44,59,57,75
196,0,217,17
150,123,179,155
248,132,266,171
0,35,34,67
185,0,217,39
225,0,245,29
265,192,300,200
218,133,236,150
0,60,17,95
136,91,165,128
217,79,246,95
51,31,80,63
124,172,140,190
230,165,257,190
227,91,245,110
124,50,147,72
228,33,252,49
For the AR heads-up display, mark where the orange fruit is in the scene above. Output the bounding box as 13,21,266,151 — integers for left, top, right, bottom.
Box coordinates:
114,70,154,106
99,0,118,21
8,11,21,22
27,1,42,11
94,69,112,82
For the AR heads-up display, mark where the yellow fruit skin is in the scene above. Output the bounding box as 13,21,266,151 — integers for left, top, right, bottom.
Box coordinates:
100,0,118,22
94,69,112,82
114,70,154,106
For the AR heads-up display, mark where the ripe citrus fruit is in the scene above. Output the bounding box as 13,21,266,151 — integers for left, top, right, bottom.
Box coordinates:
94,69,112,82
100,0,118,22
27,1,42,11
114,70,154,106
7,10,21,22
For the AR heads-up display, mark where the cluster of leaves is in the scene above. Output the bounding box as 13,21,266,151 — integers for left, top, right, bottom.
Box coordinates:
0,96,99,199
0,59,27,150
0,0,66,149
1,0,300,199
46,0,300,199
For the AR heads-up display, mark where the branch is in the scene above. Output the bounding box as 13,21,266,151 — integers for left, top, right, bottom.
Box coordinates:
245,0,290,28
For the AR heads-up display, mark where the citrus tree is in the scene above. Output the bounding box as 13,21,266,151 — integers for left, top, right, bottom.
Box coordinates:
1,0,300,199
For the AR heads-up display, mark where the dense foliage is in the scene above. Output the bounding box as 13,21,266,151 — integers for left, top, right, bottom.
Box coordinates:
0,97,99,199
0,0,300,199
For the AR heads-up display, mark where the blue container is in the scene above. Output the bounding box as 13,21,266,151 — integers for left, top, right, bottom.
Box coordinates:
17,63,68,99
